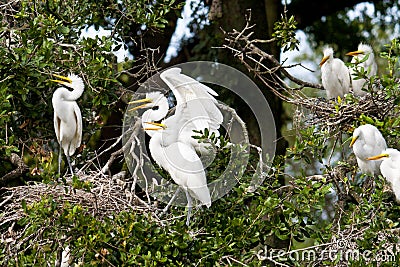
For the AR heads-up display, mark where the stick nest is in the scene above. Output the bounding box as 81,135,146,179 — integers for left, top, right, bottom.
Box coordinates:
221,11,398,134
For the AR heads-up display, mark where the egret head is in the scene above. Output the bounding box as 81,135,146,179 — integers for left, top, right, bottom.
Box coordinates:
346,43,374,58
350,126,363,147
129,91,166,111
319,47,334,67
350,124,381,148
51,73,84,91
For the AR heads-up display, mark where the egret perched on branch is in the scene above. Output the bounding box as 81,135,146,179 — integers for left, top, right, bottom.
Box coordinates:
350,124,387,175
319,47,351,99
346,43,377,96
368,148,400,202
129,68,224,225
144,107,212,226
51,73,84,175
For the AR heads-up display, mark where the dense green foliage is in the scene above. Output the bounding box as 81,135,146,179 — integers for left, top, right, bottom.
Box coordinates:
1,0,400,266
0,0,179,177
6,163,331,266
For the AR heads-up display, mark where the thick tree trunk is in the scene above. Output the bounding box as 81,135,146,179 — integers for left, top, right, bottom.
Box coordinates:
164,0,288,171
209,0,288,158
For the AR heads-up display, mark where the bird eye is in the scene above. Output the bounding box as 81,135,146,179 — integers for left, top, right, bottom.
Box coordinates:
152,106,159,110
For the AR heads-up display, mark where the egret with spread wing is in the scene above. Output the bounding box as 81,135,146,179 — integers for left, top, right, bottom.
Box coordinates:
346,43,377,96
128,68,224,225
350,124,387,176
51,73,84,175
368,148,400,202
130,68,223,154
319,47,351,99
160,67,223,135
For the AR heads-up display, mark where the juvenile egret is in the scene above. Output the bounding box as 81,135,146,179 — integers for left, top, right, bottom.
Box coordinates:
131,92,210,154
130,91,169,123
51,73,84,175
129,68,226,224
160,67,223,134
319,47,351,99
130,68,223,154
145,107,211,226
346,43,377,96
350,124,387,175
367,148,400,202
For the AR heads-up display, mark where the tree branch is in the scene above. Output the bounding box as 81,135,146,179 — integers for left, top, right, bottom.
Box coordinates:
0,153,29,185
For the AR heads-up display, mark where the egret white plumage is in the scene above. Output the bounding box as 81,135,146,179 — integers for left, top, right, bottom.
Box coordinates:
160,67,223,134
130,67,223,154
350,124,387,175
128,68,224,225
346,43,377,96
144,106,212,226
367,148,400,202
319,47,351,99
129,91,170,123
51,73,84,175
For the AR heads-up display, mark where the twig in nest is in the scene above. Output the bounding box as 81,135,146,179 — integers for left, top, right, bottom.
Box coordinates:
0,153,29,185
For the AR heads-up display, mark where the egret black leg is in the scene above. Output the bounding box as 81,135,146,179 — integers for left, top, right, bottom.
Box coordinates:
66,143,75,175
185,189,192,226
161,187,180,216
65,154,74,175
58,142,62,175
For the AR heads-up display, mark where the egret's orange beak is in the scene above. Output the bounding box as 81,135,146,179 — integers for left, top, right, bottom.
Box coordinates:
144,121,166,131
367,153,389,161
349,136,359,148
319,56,329,67
129,98,153,111
50,74,72,85
346,50,364,57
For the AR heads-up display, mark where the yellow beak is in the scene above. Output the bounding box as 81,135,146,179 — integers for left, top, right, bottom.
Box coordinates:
346,50,363,57
144,121,166,129
144,127,164,131
50,74,72,85
367,153,389,161
349,136,358,148
128,98,152,111
319,56,329,67
129,98,152,104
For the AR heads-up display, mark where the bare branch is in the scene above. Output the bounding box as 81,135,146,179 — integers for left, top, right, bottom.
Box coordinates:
0,153,29,185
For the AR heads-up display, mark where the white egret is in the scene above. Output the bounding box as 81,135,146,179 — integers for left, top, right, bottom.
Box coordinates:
51,73,84,175
128,68,226,224
350,124,387,175
130,68,223,154
129,91,170,123
346,43,377,96
319,47,351,99
130,92,208,154
367,148,400,202
145,107,211,226
160,67,223,134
